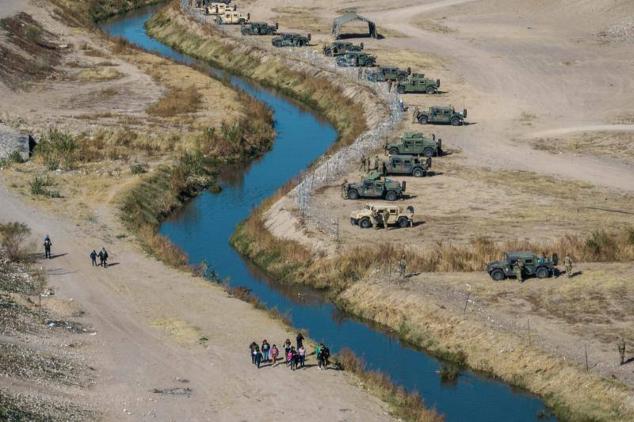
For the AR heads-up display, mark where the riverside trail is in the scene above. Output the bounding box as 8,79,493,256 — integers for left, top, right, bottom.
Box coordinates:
100,5,554,421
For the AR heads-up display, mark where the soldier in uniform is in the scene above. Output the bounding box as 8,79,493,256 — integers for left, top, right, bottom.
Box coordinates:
359,155,367,172
412,107,419,124
357,68,362,80
398,254,406,278
564,255,573,278
371,208,380,230
514,258,524,283
372,155,380,171
341,179,348,199
618,337,627,365
387,80,393,93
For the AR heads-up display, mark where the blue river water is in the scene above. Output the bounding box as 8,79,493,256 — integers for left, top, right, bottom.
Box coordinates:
102,7,555,421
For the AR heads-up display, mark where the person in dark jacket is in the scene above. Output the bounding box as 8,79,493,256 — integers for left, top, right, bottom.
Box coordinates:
296,332,304,349
90,250,97,267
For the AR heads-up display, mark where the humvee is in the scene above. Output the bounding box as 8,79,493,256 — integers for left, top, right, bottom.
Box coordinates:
396,73,440,94
323,41,363,57
366,66,410,82
383,155,431,177
343,171,405,201
272,32,311,47
385,132,442,157
241,22,278,35
215,11,250,25
205,3,237,15
414,106,467,126
336,51,376,67
350,204,415,229
486,252,558,281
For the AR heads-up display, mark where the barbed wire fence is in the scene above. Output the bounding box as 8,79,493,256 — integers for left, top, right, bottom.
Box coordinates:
180,1,403,240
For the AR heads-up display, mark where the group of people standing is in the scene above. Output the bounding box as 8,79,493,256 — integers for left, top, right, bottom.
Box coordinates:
89,248,109,268
249,332,331,371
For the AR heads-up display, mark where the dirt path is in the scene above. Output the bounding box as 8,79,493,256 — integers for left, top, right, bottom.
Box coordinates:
0,183,392,420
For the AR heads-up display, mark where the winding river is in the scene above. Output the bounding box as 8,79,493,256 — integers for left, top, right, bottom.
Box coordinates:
102,6,555,421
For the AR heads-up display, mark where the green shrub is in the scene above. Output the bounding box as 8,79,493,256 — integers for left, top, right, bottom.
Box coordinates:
0,222,31,261
30,175,60,198
129,162,148,175
35,129,79,170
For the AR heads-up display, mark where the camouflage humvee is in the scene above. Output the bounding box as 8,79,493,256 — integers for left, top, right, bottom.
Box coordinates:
336,51,377,67
323,41,363,57
241,22,278,35
366,66,410,82
343,171,405,201
383,155,431,177
215,11,250,25
272,32,311,47
486,252,558,281
396,73,440,94
350,204,415,229
385,132,442,157
414,106,467,126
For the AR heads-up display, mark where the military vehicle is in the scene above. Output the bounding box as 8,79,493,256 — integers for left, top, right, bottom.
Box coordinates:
383,155,431,177
414,106,467,126
343,171,405,201
336,51,377,67
385,132,442,157
323,41,363,57
486,252,558,281
215,11,250,25
241,22,278,35
205,3,237,15
271,32,311,47
366,66,410,82
396,73,440,94
350,204,415,229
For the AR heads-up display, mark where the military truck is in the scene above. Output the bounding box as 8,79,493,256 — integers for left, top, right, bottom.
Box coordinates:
350,204,415,229
215,11,250,25
343,172,405,201
241,22,278,35
486,252,558,281
385,132,442,158
414,106,467,126
272,32,311,47
323,41,363,57
396,73,440,94
336,51,377,67
383,155,431,177
366,66,410,82
205,3,237,15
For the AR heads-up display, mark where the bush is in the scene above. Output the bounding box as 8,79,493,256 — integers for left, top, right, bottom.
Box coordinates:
29,175,60,198
0,222,31,261
35,129,79,170
439,364,460,383
8,151,25,163
129,162,148,174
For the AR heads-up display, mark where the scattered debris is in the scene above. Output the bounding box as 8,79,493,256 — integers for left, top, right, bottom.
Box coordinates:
151,387,193,397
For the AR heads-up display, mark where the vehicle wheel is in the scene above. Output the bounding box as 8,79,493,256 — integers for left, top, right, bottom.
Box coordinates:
490,269,506,281
397,85,405,94
426,86,436,94
388,147,399,155
385,191,398,201
412,168,425,177
418,115,428,124
451,117,462,126
397,217,410,228
536,267,550,279
360,218,372,229
423,147,435,158
347,189,359,200
350,218,356,226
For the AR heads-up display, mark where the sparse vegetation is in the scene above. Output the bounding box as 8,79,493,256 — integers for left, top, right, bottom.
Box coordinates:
147,85,202,117
0,222,31,261
30,175,61,198
35,130,79,170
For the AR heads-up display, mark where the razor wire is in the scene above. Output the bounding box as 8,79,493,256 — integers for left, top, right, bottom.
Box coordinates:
180,1,404,237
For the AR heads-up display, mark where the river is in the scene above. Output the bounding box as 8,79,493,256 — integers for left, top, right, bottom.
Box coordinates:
102,6,554,421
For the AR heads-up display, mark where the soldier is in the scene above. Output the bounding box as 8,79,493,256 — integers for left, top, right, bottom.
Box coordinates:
357,68,362,80
359,155,367,172
43,235,52,259
564,255,573,278
372,155,380,171
618,337,627,365
371,209,380,230
387,80,393,93
380,210,388,229
341,179,348,199
514,258,524,283
398,254,406,278
412,107,419,124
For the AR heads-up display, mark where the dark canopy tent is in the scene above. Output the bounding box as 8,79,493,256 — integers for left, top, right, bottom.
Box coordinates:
332,13,378,39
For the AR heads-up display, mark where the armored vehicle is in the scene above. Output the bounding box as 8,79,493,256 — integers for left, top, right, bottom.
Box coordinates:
272,32,311,47
385,132,442,158
396,73,440,94
215,11,250,25
486,252,558,281
383,155,431,177
350,204,414,229
343,171,405,201
366,66,410,82
336,51,377,67
414,106,467,126
323,41,363,57
241,22,278,35
205,3,237,15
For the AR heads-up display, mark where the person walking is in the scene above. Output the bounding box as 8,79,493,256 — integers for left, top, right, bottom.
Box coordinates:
43,235,52,259
284,339,292,364
298,345,306,368
316,343,324,370
564,255,573,278
249,341,258,365
261,339,270,362
90,250,97,267
271,344,279,366
296,332,304,349
321,344,330,369
100,247,109,268
255,346,263,368
287,347,295,369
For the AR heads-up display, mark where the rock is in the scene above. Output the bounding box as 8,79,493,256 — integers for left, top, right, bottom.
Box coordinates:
0,123,35,161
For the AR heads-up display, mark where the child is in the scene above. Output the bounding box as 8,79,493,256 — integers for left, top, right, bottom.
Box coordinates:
287,347,294,369
271,344,279,366
284,339,292,364
298,345,306,368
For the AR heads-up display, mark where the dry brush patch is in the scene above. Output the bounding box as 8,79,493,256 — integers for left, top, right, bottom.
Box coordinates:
531,131,634,163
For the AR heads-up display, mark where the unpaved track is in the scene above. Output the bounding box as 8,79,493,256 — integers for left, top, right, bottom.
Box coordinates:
0,182,391,421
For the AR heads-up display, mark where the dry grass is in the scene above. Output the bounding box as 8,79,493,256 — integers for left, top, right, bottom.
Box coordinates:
531,131,634,163
147,85,202,117
76,66,123,81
